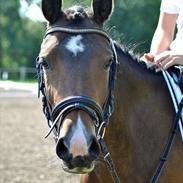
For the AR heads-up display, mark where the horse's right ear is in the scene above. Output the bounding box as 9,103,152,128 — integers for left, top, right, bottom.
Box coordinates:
42,0,62,23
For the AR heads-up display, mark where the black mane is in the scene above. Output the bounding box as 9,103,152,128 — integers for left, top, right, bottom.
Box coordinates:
114,41,158,75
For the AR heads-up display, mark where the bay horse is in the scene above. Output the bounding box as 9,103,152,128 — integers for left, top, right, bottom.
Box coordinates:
36,0,183,182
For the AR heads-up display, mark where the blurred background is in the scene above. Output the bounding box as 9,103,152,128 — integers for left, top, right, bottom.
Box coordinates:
0,0,161,82
0,0,161,183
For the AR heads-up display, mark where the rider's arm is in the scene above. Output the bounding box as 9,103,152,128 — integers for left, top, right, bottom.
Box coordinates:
150,12,177,55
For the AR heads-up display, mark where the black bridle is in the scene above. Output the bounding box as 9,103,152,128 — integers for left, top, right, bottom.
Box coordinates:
36,26,121,183
36,26,118,138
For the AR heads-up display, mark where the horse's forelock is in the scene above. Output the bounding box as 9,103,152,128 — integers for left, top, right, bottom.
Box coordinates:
64,5,92,21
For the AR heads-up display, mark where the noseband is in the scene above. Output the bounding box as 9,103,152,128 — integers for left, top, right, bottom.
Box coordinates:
36,26,121,183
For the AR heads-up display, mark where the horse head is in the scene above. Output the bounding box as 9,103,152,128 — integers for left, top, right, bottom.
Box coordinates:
38,0,115,174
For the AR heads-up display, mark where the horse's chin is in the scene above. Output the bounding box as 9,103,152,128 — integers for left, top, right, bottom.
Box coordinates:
62,163,95,174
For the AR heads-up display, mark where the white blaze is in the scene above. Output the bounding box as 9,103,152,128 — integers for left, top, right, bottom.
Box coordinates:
65,35,85,56
70,115,88,157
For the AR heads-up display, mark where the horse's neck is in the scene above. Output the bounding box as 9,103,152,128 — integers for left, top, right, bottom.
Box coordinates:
114,44,174,144
105,45,175,181
115,44,170,102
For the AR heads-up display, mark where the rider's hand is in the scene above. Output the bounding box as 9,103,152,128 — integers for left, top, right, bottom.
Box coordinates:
141,53,155,62
154,51,183,69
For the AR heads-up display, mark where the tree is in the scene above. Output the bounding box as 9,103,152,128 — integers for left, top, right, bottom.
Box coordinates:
107,0,161,53
64,0,90,7
0,0,44,69
0,1,19,67
0,0,161,71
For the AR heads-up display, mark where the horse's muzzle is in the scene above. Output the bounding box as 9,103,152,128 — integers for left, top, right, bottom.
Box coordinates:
62,156,95,174
56,137,100,174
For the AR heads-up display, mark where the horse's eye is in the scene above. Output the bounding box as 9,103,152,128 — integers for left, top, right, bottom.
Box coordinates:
42,60,50,69
104,60,112,70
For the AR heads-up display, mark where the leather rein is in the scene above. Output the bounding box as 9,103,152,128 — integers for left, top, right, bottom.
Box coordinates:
36,26,121,183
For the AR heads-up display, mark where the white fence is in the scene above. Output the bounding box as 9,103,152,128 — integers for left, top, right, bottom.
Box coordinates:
0,67,36,81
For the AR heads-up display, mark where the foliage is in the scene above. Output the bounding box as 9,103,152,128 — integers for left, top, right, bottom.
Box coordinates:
0,0,45,69
107,0,161,53
63,0,90,7
0,0,161,72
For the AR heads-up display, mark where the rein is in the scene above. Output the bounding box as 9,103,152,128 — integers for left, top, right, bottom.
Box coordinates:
36,26,121,183
150,97,183,183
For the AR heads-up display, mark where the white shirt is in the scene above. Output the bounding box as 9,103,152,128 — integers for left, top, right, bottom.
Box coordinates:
160,0,183,52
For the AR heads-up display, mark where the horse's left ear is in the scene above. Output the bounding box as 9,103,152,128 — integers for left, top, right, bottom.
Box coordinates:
92,0,114,25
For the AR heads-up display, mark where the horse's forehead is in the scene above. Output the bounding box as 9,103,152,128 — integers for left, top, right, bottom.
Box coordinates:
40,31,111,59
63,34,111,58
65,35,85,57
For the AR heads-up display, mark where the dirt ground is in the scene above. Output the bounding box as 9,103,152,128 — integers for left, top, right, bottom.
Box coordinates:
0,90,80,183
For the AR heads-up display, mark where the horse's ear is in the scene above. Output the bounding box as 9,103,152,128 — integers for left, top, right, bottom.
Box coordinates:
92,0,114,25
42,0,62,23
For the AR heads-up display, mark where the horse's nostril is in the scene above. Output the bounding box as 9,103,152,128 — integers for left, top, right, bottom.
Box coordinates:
74,12,82,19
56,138,72,161
88,137,100,160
